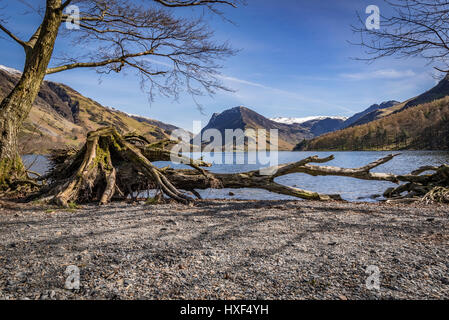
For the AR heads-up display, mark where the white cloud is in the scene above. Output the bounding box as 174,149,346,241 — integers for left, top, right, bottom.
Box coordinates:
217,75,355,113
218,75,279,90
340,69,416,80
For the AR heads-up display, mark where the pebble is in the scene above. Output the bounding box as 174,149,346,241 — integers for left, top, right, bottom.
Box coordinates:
0,200,447,300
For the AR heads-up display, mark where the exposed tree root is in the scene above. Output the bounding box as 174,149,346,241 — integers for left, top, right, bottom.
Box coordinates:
36,127,201,207
422,187,449,204
383,164,449,203
0,155,41,198
27,128,449,206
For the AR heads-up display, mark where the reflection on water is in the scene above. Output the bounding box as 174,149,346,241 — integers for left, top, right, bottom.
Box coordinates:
22,151,449,202
22,155,51,176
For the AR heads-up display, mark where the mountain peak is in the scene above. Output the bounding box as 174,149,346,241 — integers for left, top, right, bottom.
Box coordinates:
229,105,250,112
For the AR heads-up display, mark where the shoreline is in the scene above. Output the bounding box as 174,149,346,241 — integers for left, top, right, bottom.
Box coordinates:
1,199,448,300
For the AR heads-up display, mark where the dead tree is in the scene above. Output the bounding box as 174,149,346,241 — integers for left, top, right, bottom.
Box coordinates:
35,127,449,206
0,0,240,190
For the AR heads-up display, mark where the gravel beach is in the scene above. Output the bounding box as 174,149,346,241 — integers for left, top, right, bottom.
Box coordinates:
0,200,448,300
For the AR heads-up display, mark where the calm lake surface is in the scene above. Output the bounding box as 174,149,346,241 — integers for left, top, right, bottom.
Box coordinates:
23,151,449,202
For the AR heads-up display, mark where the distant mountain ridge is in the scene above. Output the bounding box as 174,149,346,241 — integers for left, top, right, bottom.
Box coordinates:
198,107,349,150
4,60,447,153
198,106,313,150
297,74,449,151
300,117,347,136
270,116,347,136
270,116,347,125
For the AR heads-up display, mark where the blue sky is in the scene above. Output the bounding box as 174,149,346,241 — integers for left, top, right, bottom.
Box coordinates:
0,0,438,132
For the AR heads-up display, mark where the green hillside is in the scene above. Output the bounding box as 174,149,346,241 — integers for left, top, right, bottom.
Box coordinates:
0,67,186,154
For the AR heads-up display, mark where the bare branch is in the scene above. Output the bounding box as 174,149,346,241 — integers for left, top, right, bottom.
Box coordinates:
49,0,238,101
0,22,28,49
153,0,238,8
46,48,156,74
60,0,73,10
271,154,402,183
352,0,449,73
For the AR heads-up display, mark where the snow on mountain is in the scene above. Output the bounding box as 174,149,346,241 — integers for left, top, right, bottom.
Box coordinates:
270,116,348,125
0,65,22,75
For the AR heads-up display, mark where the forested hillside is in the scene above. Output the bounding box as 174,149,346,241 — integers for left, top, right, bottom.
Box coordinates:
296,96,449,151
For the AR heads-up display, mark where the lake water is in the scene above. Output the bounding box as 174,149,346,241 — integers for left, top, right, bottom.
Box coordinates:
22,151,449,202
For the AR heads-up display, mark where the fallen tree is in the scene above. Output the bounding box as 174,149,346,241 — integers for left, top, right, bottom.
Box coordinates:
31,127,449,206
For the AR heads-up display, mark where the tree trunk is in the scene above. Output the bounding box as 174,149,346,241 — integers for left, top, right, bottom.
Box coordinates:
0,0,62,189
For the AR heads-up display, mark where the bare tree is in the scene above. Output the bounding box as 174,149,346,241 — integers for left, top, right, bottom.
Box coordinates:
352,0,449,73
0,0,240,189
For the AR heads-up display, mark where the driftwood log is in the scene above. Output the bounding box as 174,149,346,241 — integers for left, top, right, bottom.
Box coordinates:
35,127,449,206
